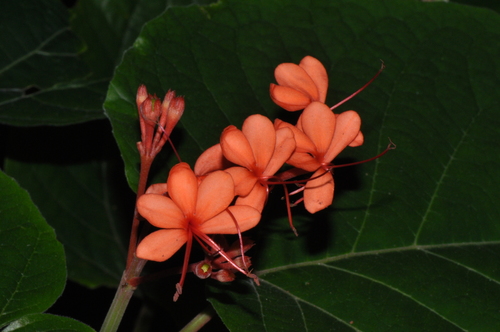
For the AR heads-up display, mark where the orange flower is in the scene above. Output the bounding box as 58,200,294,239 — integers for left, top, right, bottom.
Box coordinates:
136,162,260,300
194,114,295,212
270,56,328,111
276,102,362,213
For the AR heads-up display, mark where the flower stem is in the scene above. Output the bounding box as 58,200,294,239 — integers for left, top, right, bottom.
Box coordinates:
100,256,147,332
179,305,216,332
126,156,153,268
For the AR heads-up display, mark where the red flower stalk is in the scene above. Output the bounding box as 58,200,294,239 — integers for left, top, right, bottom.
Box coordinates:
127,86,185,268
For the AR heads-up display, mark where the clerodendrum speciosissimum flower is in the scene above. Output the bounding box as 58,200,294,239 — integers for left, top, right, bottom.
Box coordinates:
136,162,261,300
194,114,295,212
269,55,328,111
276,101,363,213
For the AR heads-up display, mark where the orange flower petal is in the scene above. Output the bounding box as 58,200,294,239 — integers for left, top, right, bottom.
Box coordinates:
263,127,296,176
220,125,255,170
224,166,258,197
199,205,261,234
303,169,334,214
285,152,321,172
275,116,321,171
167,163,198,216
136,229,188,262
235,183,268,212
194,143,227,176
299,56,328,103
349,131,364,147
137,194,186,229
274,63,319,101
145,183,168,195
270,84,311,112
275,119,317,153
195,170,235,222
241,114,276,173
300,102,336,155
324,110,362,162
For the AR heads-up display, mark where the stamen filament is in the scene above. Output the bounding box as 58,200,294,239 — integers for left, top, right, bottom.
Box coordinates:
174,229,193,302
281,184,298,236
328,140,396,170
168,137,182,163
330,61,385,110
193,230,253,278
225,208,249,271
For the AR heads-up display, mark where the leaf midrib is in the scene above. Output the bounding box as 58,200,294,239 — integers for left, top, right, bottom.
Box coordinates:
256,240,500,276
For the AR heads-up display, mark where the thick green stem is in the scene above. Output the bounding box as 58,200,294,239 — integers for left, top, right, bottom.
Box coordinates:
100,256,147,332
179,305,216,332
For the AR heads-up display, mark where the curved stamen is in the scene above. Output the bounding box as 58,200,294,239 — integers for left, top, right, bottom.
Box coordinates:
174,228,193,302
225,208,249,271
330,61,385,110
327,140,396,170
281,184,298,236
168,137,182,163
193,229,256,280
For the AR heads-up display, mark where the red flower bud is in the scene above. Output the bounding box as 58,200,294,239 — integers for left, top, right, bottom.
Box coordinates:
136,86,185,159
193,261,212,279
136,84,148,110
211,269,235,283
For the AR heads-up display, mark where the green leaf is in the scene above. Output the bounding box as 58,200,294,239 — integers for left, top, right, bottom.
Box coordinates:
104,0,500,330
3,122,131,288
0,171,66,328
450,0,500,13
0,0,217,126
0,0,106,126
0,0,220,127
3,313,95,332
70,0,218,80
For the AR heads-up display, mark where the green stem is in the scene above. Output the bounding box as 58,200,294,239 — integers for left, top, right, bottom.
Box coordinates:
179,305,216,332
100,256,147,332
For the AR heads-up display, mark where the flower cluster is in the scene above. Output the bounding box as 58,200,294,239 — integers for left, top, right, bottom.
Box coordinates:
136,85,184,160
134,56,386,300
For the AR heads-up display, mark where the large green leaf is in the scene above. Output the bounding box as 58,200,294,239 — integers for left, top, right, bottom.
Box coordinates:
3,122,131,288
0,0,106,126
104,0,500,330
0,0,217,127
3,313,94,332
0,171,66,328
451,0,500,13
70,0,218,79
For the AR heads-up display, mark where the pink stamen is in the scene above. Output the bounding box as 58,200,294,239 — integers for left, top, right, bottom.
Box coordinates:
168,137,182,163
193,230,255,280
281,184,298,236
327,139,396,170
330,61,385,110
174,228,193,302
225,208,249,271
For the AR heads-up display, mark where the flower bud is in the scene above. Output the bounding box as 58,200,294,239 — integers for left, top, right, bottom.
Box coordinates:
193,261,212,279
159,90,185,138
136,85,149,110
211,269,235,283
141,96,161,126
